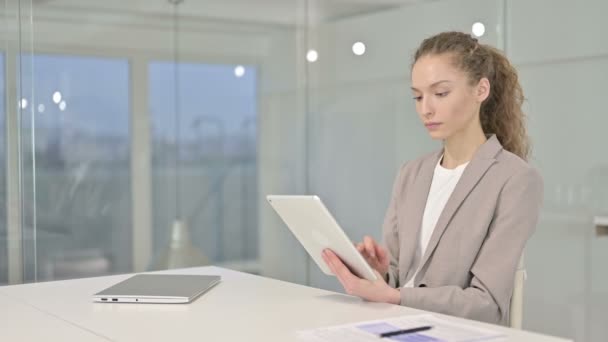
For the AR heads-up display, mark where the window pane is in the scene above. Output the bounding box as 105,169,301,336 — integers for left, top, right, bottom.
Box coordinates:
0,53,6,284
149,62,258,271
20,54,131,281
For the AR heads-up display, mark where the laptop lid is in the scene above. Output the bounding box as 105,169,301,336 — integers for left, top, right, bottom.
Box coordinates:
93,274,221,304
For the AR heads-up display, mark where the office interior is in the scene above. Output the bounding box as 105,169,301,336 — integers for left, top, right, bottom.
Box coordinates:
1,1,607,341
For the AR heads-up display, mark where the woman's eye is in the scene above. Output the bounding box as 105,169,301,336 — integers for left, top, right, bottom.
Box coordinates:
436,92,449,97
413,96,422,101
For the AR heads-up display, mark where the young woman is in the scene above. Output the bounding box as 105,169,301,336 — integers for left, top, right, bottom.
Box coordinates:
322,31,543,326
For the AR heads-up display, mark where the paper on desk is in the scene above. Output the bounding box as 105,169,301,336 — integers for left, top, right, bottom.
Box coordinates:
297,314,505,342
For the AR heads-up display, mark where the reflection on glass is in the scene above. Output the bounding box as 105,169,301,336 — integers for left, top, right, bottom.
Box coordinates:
306,49,319,63
149,62,258,271
471,22,485,37
352,42,366,56
20,54,131,281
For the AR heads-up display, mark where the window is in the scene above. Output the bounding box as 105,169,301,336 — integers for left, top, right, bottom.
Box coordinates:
19,54,131,280
0,53,6,284
149,62,258,269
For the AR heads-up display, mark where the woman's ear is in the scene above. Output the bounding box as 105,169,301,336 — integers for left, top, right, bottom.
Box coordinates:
476,77,490,103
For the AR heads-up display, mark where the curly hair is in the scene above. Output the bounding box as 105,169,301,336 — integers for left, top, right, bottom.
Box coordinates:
413,31,530,160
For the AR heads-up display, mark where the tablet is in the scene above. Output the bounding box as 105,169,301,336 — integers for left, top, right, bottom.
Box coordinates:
266,195,378,281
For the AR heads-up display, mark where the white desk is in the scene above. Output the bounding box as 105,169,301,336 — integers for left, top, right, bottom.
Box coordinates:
0,292,106,341
0,266,570,341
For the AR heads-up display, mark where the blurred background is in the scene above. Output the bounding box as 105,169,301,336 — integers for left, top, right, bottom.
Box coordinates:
1,1,607,341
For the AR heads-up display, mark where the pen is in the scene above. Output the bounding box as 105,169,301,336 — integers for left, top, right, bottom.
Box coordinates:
379,325,433,338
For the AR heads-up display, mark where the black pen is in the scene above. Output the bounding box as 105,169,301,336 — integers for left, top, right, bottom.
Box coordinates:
379,325,433,338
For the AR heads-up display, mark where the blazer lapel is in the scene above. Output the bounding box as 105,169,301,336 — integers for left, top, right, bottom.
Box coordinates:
415,135,502,279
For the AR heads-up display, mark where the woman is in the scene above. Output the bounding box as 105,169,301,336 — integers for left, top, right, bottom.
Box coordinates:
321,31,543,326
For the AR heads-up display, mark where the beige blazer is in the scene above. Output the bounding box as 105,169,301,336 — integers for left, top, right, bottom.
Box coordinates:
383,134,543,326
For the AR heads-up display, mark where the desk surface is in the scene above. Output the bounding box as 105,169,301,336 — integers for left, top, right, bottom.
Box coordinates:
0,292,106,341
0,266,570,341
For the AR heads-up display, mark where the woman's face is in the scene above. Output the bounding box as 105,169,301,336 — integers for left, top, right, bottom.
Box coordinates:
411,53,489,140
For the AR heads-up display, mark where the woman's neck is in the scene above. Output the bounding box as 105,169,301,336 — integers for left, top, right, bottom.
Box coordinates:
442,126,487,169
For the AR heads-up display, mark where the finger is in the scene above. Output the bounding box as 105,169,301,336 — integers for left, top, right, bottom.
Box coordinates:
322,250,352,292
324,249,359,285
356,243,372,262
323,250,350,289
375,244,387,261
322,250,338,275
356,243,365,253
322,249,331,268
364,236,376,258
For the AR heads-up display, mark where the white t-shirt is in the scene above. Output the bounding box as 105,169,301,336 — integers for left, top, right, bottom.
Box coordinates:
403,156,469,288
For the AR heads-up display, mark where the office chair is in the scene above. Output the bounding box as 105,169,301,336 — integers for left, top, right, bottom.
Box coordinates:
509,254,526,329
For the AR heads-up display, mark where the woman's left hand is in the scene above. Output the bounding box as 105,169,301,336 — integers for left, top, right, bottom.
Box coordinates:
322,249,401,305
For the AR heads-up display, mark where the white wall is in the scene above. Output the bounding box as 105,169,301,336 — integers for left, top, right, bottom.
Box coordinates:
509,1,608,341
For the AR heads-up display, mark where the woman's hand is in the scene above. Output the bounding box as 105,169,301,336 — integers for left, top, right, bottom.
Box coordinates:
355,236,390,279
322,248,400,305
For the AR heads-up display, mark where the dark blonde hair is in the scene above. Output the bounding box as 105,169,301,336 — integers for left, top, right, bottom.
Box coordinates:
413,31,530,160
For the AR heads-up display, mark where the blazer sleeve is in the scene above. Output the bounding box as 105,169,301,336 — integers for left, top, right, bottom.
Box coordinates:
382,162,408,288
399,166,544,324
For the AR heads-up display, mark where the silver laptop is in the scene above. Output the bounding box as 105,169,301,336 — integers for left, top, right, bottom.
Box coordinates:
93,274,221,304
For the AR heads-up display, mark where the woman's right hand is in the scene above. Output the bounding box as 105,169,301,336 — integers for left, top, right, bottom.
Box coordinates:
356,236,390,279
